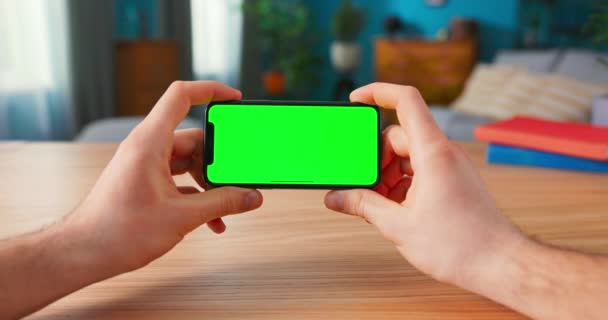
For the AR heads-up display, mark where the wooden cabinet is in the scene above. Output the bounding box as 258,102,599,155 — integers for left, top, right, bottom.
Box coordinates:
374,38,476,105
115,41,179,116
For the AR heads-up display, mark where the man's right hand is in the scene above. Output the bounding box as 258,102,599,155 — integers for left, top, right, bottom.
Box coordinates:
324,83,527,288
325,83,608,320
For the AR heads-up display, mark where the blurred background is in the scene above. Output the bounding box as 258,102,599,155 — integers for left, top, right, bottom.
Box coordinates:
0,0,606,142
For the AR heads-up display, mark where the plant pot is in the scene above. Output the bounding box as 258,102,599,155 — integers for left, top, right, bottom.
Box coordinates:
263,71,286,96
592,94,608,126
330,41,361,73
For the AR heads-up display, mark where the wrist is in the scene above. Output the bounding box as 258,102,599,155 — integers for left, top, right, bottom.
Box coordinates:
449,225,533,296
454,231,608,319
56,211,126,283
452,229,562,319
0,216,122,318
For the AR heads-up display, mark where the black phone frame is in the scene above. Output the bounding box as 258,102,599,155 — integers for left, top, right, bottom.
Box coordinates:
202,100,382,189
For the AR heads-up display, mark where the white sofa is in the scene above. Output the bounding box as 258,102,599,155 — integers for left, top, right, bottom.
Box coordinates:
75,117,202,142
430,48,608,141
76,49,608,142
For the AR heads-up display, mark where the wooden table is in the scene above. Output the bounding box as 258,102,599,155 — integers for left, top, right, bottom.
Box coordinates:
2,143,608,320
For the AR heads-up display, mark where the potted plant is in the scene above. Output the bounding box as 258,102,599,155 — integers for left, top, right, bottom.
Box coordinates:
330,0,365,73
585,3,608,126
244,0,319,96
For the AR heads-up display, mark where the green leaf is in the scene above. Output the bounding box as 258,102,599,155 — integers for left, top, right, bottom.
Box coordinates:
242,0,322,92
331,0,365,41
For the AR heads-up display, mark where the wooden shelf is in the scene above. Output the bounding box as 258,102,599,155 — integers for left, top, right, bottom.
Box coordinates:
374,38,477,105
115,40,179,116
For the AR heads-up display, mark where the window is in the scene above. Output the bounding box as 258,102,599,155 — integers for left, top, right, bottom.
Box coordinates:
0,0,53,92
190,0,243,86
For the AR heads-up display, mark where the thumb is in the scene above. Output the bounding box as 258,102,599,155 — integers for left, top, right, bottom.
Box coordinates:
174,187,263,233
325,189,400,228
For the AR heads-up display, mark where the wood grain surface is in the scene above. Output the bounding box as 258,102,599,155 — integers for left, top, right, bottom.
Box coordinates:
1,143,608,320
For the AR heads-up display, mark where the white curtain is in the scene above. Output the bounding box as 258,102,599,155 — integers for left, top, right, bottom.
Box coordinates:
190,0,243,87
0,0,74,140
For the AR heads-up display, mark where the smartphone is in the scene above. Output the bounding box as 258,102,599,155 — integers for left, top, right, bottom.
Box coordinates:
203,101,380,189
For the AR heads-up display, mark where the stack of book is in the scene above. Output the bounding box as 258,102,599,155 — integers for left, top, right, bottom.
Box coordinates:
474,116,608,173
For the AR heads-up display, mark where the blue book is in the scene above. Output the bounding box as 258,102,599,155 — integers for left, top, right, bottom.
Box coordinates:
487,144,608,173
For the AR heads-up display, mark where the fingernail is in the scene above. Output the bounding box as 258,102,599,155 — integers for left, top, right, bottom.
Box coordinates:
244,190,262,209
325,191,345,211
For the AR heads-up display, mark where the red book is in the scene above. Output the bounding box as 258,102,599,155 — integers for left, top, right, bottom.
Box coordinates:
474,116,608,161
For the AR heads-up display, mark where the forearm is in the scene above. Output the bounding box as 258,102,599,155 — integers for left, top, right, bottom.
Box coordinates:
0,219,114,319
463,235,608,319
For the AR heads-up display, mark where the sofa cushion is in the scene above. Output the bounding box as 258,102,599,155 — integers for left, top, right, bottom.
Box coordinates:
452,63,608,122
494,49,561,73
488,73,607,122
452,64,524,118
554,49,608,84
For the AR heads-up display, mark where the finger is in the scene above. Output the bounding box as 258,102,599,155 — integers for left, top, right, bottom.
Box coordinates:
385,125,410,159
207,218,227,234
380,126,397,169
400,158,413,177
350,83,446,150
388,177,413,203
170,151,207,189
385,126,418,176
382,125,414,175
173,187,263,232
188,157,208,190
171,157,193,175
177,186,200,194
140,81,241,143
382,156,410,189
325,189,400,228
170,128,207,188
374,182,390,197
173,128,204,158
176,186,225,233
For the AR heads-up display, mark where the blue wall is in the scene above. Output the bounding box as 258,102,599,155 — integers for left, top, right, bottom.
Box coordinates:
111,0,595,100
385,1,520,61
114,0,159,39
528,0,598,48
304,0,521,100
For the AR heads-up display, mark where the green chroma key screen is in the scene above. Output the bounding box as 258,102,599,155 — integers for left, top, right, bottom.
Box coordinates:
203,101,380,188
